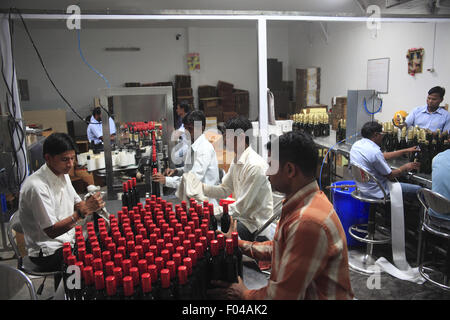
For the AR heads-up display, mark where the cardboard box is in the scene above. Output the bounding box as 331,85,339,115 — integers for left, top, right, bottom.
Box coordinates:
198,85,217,99
296,68,321,110
223,111,238,122
200,97,221,109
175,75,191,88
23,109,68,134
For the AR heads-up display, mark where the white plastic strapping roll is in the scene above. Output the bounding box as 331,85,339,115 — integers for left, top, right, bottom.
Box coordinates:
375,181,425,284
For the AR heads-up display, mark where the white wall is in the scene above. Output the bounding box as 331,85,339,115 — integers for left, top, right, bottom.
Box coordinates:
13,23,261,136
289,21,450,123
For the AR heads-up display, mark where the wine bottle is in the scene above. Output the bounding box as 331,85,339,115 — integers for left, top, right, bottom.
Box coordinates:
105,275,119,300
81,266,95,300
141,273,155,300
176,265,192,300
209,240,222,282
231,232,243,279
122,276,136,300
94,271,106,300
223,239,239,283
132,177,139,207
220,203,230,233
122,182,129,210
159,269,175,300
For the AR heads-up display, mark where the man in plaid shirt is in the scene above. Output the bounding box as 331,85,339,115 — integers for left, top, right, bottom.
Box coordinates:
209,131,354,300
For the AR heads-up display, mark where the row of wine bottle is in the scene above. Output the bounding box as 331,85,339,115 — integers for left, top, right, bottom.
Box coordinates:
62,196,239,300
292,112,331,138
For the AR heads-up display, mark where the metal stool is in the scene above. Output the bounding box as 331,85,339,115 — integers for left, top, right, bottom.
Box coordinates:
416,188,450,290
7,212,62,297
348,164,391,274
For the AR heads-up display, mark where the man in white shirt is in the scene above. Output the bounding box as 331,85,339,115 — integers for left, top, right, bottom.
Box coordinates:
19,133,104,278
202,117,274,241
86,107,117,148
172,101,191,168
153,110,220,191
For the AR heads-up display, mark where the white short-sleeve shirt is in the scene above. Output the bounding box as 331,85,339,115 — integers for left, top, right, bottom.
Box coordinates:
19,163,82,257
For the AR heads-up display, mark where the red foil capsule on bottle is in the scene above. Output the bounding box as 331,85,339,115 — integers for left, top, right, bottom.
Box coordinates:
141,273,152,294
122,259,131,276
172,253,181,269
155,257,164,273
105,275,117,296
130,267,140,287
94,270,105,290
183,257,193,276
105,261,115,276
138,259,148,275
129,252,139,268
145,251,154,265
123,276,134,297
83,266,94,285
160,269,171,289
93,258,103,272
147,265,158,284
135,245,144,259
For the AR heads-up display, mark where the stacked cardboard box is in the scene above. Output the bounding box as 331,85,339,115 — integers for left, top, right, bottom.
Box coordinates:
200,97,223,122
174,75,193,109
198,85,217,100
330,96,347,130
267,58,294,119
175,75,191,89
296,68,321,111
232,89,249,118
217,81,235,113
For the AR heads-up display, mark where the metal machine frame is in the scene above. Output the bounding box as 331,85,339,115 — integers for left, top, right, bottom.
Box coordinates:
99,86,174,200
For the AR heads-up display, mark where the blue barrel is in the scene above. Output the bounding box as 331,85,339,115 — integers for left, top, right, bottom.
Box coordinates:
331,180,370,247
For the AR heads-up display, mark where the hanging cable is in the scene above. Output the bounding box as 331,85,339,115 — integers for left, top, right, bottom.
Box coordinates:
11,8,103,125
363,96,382,115
76,28,112,118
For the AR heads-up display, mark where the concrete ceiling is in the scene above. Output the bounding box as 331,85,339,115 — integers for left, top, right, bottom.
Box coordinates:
2,0,450,16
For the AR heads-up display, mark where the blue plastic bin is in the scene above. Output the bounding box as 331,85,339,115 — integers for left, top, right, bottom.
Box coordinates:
331,180,370,247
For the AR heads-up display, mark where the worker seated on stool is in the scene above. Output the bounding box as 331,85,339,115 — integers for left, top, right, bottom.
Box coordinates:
350,121,422,202
18,133,105,288
87,107,117,151
431,148,450,228
208,131,354,300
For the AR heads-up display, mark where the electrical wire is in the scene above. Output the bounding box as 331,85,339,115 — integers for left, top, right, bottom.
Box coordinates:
76,28,110,89
75,27,113,119
10,8,107,125
363,96,382,115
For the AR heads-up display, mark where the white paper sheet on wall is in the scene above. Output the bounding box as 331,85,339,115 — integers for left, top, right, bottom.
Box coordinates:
367,58,390,94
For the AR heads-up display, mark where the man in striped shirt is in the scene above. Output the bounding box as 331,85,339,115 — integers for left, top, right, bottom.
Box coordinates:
209,131,354,300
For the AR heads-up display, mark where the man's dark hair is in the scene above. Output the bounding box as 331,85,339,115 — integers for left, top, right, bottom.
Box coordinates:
224,116,253,145
183,110,206,128
43,133,78,157
361,121,382,139
266,131,318,178
428,86,445,99
178,100,191,114
92,107,102,117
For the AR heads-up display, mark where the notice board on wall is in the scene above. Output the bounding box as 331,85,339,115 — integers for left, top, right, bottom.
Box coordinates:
367,57,390,94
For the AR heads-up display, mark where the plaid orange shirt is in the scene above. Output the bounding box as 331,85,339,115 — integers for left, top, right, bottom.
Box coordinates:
239,181,354,300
